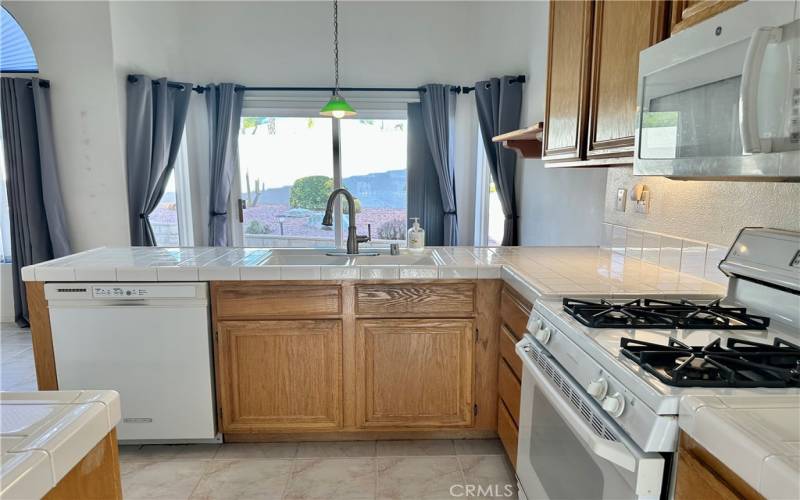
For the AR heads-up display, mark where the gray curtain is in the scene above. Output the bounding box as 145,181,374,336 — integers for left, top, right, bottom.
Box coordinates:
206,84,244,246
406,102,444,246
1,77,71,326
475,76,522,246
420,84,458,246
126,75,191,246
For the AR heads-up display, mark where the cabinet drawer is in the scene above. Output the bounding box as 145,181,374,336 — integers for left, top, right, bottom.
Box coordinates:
500,288,531,339
497,359,521,425
497,399,518,468
498,326,522,380
213,284,341,319
355,283,475,315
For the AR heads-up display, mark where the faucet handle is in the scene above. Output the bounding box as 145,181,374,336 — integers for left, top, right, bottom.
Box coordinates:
357,224,371,243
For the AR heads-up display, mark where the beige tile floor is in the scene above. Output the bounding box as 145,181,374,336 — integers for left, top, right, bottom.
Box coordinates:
1,323,517,499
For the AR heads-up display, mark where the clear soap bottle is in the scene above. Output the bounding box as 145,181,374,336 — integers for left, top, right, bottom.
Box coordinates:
407,218,425,251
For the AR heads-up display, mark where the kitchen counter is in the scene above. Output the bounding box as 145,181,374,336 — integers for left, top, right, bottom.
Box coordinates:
679,394,800,499
20,246,726,302
0,390,121,499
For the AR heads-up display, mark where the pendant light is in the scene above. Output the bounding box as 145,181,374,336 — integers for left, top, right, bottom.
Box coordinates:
320,0,356,118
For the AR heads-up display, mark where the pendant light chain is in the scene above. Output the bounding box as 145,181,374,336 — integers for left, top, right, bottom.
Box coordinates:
333,0,339,93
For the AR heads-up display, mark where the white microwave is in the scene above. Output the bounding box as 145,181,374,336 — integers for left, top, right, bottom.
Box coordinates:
634,1,800,180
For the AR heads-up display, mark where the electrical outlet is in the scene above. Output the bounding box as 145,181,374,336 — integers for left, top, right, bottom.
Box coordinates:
615,188,627,212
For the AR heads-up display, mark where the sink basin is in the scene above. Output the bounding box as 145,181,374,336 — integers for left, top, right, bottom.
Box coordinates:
352,250,441,266
258,248,442,266
261,249,350,266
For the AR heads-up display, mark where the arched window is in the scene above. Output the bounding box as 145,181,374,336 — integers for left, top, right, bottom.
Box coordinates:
1,7,38,73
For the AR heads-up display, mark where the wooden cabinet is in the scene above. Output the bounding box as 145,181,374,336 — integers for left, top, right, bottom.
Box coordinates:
216,320,343,432
496,285,531,468
670,1,744,35
542,0,594,162
543,0,668,166
209,280,500,440
675,432,764,500
587,0,666,158
355,318,475,428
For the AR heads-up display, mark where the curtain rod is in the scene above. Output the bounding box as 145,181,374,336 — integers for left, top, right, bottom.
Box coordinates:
127,74,527,95
25,79,50,89
460,75,526,94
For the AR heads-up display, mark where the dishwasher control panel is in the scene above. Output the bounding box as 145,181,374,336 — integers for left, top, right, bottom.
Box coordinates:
93,286,150,298
44,283,208,301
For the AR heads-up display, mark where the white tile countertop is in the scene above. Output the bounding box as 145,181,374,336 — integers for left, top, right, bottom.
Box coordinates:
20,246,726,302
0,390,121,499
680,394,800,499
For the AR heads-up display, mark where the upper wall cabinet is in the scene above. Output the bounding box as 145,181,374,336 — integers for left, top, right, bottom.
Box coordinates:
542,0,594,162
670,0,744,34
543,0,668,167
587,1,666,158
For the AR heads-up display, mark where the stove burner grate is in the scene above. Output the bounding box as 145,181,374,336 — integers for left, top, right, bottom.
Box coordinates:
563,298,771,330
619,337,800,388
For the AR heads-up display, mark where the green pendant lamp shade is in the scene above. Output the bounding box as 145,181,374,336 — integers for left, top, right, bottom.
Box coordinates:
320,0,356,118
320,94,356,118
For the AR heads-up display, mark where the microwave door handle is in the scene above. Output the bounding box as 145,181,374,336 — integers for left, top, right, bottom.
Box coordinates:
740,26,783,154
519,347,638,472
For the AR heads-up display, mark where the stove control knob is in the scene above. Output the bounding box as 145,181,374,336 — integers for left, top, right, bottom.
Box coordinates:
602,393,625,418
534,327,551,345
587,378,608,400
531,318,543,332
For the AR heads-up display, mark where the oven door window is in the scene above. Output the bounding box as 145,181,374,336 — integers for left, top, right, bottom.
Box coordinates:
525,381,637,499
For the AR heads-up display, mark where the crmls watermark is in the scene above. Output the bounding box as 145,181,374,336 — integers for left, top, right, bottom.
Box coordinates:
449,484,516,497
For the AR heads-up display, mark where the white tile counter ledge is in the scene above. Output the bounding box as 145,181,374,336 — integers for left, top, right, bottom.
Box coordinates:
21,246,727,303
680,394,800,499
0,390,121,499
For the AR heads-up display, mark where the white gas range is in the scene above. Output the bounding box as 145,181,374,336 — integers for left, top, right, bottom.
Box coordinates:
514,228,800,500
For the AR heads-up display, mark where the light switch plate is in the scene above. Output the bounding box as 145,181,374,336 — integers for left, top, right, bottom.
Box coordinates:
615,188,627,212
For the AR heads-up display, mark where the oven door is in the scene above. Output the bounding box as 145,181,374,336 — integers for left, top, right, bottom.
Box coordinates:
515,338,665,500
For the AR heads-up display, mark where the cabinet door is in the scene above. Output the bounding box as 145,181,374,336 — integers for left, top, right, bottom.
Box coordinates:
355,319,474,428
587,0,667,158
670,1,744,35
216,320,342,432
542,0,594,162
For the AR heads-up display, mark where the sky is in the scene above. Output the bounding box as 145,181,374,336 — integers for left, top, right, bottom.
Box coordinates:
238,117,407,191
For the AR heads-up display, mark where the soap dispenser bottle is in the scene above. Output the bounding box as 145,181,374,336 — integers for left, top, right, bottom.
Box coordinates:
407,218,425,251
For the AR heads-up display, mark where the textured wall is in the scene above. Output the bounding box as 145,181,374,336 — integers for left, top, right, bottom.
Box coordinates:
604,167,800,247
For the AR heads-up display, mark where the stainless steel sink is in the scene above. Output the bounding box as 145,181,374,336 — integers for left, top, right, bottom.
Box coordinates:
259,248,441,266
260,249,350,266
351,250,442,266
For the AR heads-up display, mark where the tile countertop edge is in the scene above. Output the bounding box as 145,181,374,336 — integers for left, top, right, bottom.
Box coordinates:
678,394,800,499
0,390,122,499
18,246,728,300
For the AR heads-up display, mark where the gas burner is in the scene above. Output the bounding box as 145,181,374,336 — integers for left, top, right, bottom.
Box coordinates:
619,337,800,387
562,298,770,330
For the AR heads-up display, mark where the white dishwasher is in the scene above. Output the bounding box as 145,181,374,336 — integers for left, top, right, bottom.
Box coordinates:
46,282,218,443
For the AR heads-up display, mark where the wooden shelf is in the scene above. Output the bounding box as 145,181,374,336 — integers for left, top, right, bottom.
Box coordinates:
492,122,543,158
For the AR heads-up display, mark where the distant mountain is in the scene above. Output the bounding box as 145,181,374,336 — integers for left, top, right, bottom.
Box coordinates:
241,169,407,209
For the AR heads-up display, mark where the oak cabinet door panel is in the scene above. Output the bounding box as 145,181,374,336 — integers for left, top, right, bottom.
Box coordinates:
217,320,342,432
542,0,594,161
355,319,474,428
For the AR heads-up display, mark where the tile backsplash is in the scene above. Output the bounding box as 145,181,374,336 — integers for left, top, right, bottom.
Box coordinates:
601,223,729,285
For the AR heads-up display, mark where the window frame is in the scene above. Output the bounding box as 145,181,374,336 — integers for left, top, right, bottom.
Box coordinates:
232,93,412,249
474,127,491,247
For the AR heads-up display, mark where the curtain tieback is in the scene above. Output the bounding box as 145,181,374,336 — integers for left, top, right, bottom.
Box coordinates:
504,215,518,220
443,211,457,215
139,213,148,219
210,211,228,216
